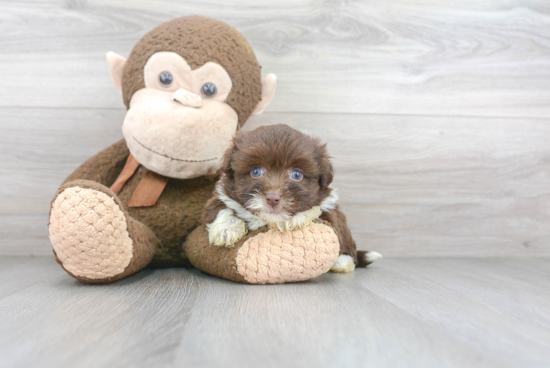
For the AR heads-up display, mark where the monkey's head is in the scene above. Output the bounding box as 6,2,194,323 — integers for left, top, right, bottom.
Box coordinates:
106,16,276,179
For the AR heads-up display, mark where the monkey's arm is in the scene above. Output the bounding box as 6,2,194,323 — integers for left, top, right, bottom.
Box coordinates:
183,219,339,284
63,139,130,187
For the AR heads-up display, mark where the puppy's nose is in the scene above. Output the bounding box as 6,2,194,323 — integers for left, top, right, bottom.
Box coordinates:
265,193,281,208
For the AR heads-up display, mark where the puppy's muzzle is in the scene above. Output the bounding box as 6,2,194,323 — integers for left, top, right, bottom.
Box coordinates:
265,192,281,209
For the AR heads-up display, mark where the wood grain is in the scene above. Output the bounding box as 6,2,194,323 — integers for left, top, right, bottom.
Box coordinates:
246,113,550,257
3,107,548,256
1,3,549,367
0,256,549,368
0,107,125,255
0,0,549,117
1,1,549,257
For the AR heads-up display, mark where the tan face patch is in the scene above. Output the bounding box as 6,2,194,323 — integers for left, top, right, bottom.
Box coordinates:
123,88,238,179
235,223,340,284
49,187,133,280
144,52,233,101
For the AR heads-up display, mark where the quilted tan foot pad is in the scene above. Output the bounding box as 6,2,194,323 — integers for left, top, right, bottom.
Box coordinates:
235,223,340,284
49,186,133,280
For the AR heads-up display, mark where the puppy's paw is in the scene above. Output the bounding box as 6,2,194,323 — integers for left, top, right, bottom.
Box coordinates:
330,254,356,273
207,209,248,247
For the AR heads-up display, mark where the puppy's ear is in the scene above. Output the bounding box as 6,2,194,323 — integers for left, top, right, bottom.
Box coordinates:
220,140,238,178
318,143,334,189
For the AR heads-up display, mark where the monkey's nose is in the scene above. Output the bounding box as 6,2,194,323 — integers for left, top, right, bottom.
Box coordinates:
172,89,203,108
265,193,281,208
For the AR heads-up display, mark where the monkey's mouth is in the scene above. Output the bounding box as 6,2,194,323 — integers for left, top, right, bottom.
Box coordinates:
133,137,218,163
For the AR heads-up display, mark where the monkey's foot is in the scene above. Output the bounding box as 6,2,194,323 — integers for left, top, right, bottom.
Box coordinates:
49,181,156,283
186,222,340,284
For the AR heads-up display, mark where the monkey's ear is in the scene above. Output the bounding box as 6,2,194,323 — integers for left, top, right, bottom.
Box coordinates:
106,52,127,93
251,74,277,116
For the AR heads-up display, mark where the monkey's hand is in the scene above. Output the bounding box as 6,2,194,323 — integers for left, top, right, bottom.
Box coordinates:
207,209,248,247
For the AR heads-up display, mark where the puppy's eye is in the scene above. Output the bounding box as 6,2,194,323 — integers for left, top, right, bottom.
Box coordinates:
289,170,303,181
159,71,173,87
201,82,217,98
250,167,264,178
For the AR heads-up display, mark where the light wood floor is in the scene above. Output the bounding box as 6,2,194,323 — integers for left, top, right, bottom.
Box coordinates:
0,256,549,368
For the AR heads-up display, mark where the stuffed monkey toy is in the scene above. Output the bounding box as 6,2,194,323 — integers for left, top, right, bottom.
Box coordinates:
48,16,376,284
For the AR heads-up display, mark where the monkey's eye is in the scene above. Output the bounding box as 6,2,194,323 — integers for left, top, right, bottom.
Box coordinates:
159,71,173,87
289,170,303,181
201,82,217,98
250,167,264,178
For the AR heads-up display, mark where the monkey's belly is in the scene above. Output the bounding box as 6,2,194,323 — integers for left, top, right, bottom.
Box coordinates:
117,166,218,265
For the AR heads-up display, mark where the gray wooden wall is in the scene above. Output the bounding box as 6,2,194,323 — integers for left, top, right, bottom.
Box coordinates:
1,0,549,257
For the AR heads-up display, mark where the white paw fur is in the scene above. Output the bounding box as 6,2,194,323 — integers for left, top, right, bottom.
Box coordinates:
330,254,356,273
207,209,248,247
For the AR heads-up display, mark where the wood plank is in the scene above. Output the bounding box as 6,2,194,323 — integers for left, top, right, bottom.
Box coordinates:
248,113,550,257
0,107,125,255
359,258,550,367
0,264,201,368
0,257,549,367
172,267,508,368
2,107,550,256
0,0,549,117
0,256,63,298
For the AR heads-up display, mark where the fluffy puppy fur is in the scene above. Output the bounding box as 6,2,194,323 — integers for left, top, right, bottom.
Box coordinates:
203,124,381,270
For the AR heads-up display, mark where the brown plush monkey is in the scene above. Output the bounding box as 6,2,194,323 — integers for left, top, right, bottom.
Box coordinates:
48,16,375,284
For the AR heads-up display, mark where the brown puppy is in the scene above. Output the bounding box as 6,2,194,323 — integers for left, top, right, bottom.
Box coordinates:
203,124,381,272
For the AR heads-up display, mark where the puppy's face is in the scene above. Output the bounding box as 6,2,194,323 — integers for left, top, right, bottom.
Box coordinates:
221,124,333,223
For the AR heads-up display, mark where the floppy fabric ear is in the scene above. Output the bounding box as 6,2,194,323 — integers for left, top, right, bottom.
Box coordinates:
251,74,277,116
106,51,127,93
318,143,334,189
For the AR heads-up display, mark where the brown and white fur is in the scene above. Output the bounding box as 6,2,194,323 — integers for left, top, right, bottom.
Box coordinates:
203,124,381,272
